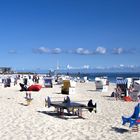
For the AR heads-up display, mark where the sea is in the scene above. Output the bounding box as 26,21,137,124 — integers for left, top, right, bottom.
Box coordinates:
17,69,140,83
62,72,140,83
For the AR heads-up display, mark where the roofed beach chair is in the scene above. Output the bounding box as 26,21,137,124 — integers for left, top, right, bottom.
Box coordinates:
61,80,76,94
61,80,71,94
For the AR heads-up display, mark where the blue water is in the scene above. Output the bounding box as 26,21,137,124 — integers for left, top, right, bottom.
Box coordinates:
20,69,140,83
66,72,140,83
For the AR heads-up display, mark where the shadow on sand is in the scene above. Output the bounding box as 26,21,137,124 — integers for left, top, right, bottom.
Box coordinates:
37,110,85,120
102,95,112,98
111,127,129,134
53,92,62,94
87,90,101,92
19,103,29,106
102,95,116,101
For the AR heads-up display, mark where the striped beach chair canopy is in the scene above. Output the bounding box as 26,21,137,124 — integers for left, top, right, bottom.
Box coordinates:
116,79,128,84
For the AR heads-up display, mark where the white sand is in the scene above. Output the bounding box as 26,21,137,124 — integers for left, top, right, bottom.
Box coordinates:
0,82,139,140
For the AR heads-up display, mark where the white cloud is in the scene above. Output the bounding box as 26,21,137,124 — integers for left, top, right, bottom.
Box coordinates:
120,64,124,67
76,48,84,54
52,48,62,54
96,47,106,54
33,47,62,54
128,65,135,68
113,48,123,54
34,47,50,54
67,50,74,54
83,65,90,69
76,48,92,55
33,46,137,56
83,50,91,55
126,48,137,54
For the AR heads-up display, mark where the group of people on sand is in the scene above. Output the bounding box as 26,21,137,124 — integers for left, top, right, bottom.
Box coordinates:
113,84,138,101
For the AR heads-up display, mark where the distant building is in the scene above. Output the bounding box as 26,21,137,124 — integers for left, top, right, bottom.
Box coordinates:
0,67,12,74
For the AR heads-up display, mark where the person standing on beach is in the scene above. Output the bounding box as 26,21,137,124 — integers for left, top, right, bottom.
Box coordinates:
26,92,32,99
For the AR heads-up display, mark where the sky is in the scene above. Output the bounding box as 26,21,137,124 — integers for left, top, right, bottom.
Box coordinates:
0,0,140,71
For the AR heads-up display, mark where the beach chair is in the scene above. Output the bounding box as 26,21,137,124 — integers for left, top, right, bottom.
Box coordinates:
95,80,103,91
61,80,71,94
122,103,140,131
44,78,53,88
116,78,127,98
61,80,76,94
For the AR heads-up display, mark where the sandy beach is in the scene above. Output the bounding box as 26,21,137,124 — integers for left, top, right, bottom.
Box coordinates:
0,81,139,140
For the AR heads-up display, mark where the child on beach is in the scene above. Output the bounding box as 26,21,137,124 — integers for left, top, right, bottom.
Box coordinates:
26,91,32,100
25,92,32,106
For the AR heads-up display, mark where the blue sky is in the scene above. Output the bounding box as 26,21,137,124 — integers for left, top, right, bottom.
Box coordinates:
0,0,140,71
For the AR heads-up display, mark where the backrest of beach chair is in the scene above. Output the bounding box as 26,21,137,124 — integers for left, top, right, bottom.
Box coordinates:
62,80,70,90
131,103,140,119
44,78,52,87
